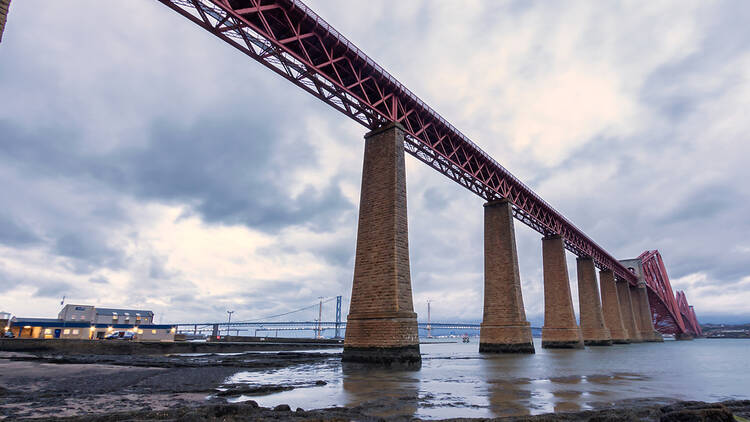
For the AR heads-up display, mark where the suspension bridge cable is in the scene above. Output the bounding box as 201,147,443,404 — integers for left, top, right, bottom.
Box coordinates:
232,296,337,323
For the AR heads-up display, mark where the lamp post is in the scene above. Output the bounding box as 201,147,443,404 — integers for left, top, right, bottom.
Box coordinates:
427,300,432,339
226,310,234,337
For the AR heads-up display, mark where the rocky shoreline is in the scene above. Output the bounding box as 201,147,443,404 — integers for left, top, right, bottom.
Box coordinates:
1,351,748,421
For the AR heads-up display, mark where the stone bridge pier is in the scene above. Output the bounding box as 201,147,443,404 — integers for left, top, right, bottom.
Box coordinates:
633,285,663,342
479,199,534,353
541,235,584,349
599,269,629,343
576,258,612,346
616,280,642,343
343,123,420,365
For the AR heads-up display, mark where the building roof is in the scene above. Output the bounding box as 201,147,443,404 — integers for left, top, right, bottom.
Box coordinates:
95,308,154,316
11,318,92,328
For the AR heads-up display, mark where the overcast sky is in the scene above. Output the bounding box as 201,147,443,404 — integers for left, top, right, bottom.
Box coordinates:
1,1,749,325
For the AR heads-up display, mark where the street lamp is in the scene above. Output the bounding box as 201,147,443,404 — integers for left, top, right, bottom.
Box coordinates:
226,310,234,337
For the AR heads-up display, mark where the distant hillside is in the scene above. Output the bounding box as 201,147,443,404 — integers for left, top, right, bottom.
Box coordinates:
701,323,750,338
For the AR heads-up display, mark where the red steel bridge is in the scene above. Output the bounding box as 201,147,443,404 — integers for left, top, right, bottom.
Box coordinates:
150,0,701,339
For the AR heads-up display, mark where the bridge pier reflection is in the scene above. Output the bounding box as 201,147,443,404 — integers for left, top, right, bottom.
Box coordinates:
541,235,584,349
576,257,612,346
343,124,420,365
479,199,534,353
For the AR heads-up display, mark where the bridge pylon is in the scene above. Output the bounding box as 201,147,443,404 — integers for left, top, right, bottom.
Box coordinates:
479,199,534,353
633,285,663,342
616,280,642,342
343,124,420,365
541,235,584,349
599,269,629,343
576,257,612,346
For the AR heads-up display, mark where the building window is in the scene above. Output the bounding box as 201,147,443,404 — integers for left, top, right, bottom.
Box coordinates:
72,329,80,335
137,329,143,334
63,329,70,335
151,330,157,334
44,329,51,334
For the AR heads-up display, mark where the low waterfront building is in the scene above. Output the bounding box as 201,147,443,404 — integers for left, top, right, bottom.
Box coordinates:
7,305,175,342
9,318,93,339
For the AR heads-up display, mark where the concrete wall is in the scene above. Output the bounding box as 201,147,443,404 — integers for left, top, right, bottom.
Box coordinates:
137,327,175,342
0,338,341,355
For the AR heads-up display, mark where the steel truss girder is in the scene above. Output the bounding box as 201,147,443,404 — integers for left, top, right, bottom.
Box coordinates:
157,0,638,283
639,250,700,336
676,290,702,336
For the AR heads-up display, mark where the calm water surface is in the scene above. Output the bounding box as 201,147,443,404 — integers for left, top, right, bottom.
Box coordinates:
225,338,750,419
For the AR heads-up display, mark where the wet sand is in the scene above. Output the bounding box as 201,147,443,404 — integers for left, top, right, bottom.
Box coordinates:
1,351,749,421
0,351,333,420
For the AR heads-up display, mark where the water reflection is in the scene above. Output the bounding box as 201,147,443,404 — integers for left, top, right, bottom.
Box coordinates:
222,339,750,419
341,364,419,418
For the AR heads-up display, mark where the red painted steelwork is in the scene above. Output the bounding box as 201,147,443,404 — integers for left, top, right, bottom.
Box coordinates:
676,291,702,336
639,250,701,336
156,0,639,285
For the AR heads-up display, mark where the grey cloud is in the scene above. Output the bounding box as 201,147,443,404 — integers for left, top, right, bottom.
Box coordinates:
88,275,109,285
3,0,750,323
54,233,125,273
148,255,173,280
0,214,41,247
0,115,354,234
422,187,451,212
32,279,76,299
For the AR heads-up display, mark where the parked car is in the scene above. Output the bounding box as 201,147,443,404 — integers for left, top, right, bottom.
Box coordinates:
104,331,136,340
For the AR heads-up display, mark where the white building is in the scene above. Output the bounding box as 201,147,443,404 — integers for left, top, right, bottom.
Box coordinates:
9,305,174,341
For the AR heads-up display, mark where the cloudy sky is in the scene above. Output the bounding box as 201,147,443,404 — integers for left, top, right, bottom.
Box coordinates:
1,1,749,325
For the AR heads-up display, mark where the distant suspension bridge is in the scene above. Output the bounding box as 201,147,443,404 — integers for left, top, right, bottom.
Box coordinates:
173,295,492,338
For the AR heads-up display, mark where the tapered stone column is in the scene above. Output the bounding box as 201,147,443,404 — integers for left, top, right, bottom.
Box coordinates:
599,269,629,344
576,258,612,346
343,123,420,365
0,0,11,43
479,199,534,354
633,285,663,342
541,235,584,349
616,280,642,343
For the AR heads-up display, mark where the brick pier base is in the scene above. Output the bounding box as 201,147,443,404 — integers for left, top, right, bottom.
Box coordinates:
616,280,642,343
343,123,420,365
541,235,584,349
599,269,629,344
631,285,664,342
576,258,612,346
479,199,534,354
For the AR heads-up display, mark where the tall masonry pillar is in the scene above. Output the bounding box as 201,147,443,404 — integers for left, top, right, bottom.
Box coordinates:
576,258,612,346
0,0,11,43
343,123,420,365
479,199,534,353
541,235,584,349
599,269,629,343
633,285,663,342
616,280,642,343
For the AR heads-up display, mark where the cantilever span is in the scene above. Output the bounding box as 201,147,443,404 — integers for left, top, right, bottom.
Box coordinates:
156,0,637,285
